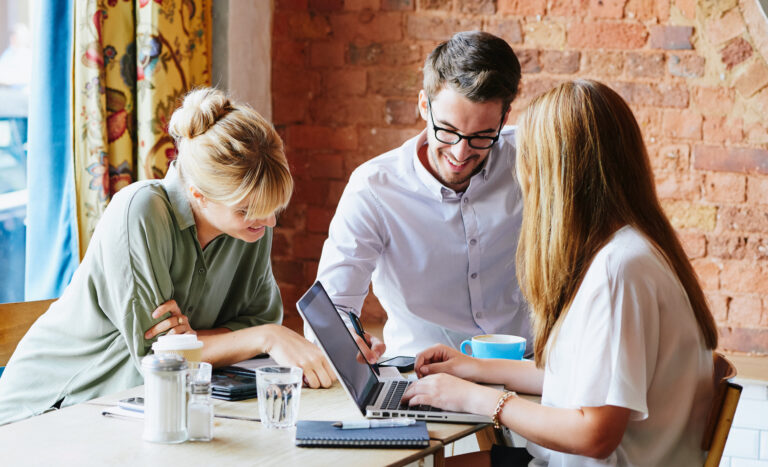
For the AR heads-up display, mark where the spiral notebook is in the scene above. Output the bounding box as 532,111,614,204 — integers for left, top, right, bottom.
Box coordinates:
294,420,429,448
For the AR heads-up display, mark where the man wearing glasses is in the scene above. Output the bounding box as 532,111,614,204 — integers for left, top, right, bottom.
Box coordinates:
313,31,530,361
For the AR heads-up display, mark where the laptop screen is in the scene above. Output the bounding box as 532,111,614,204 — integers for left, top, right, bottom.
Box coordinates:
297,281,378,413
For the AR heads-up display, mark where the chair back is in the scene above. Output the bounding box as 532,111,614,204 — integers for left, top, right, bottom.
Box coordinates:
702,352,742,467
0,299,55,366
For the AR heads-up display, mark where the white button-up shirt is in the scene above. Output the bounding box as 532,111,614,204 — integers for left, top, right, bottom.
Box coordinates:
315,127,531,356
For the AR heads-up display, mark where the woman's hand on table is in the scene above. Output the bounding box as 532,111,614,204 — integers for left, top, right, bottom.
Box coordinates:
144,299,196,339
414,344,481,380
264,324,336,389
402,373,500,416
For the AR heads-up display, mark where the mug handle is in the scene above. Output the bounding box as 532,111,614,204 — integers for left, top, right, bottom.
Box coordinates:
460,340,472,356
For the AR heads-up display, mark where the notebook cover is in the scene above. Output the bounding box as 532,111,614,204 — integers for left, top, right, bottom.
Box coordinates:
295,420,429,448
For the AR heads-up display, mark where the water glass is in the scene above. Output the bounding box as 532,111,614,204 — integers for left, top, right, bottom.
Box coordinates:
256,366,302,429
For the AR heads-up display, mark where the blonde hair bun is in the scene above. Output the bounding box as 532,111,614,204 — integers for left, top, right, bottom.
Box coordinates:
169,88,232,140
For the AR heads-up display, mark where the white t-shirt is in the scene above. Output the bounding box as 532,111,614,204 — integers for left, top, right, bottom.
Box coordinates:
528,226,713,466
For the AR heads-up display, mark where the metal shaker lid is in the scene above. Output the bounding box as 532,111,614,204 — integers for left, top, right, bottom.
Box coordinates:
142,353,188,371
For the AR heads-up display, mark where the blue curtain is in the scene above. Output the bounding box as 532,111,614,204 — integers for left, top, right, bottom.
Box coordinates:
25,0,78,300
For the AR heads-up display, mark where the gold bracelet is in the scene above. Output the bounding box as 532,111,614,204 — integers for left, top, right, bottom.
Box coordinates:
492,391,516,429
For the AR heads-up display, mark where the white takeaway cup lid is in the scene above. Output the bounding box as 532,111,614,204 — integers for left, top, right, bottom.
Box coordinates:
152,334,203,351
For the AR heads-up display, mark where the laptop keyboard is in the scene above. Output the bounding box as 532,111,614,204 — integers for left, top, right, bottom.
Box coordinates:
381,380,443,412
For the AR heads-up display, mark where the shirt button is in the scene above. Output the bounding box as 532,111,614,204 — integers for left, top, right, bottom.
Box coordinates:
470,273,478,279
187,306,194,313
470,239,477,246
198,268,205,275
463,198,469,204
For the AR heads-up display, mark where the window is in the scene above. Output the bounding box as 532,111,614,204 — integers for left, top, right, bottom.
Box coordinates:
0,1,33,303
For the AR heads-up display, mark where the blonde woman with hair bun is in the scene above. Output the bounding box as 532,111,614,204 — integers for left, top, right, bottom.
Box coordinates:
0,87,335,426
402,80,717,466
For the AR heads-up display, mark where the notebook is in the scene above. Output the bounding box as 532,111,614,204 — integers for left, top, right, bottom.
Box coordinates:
296,281,491,424
294,420,429,448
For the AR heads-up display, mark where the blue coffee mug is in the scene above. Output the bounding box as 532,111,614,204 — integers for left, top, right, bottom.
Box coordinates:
460,334,526,360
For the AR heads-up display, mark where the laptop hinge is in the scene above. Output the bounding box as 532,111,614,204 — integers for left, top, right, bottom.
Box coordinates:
363,381,384,408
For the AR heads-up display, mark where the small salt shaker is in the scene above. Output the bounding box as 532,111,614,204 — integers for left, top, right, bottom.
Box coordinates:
187,379,214,441
142,353,188,443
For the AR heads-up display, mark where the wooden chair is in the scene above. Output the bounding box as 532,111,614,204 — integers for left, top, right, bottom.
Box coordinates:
702,352,742,467
0,299,55,371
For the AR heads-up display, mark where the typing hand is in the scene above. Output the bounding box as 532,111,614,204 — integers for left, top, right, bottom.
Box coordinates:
144,300,196,339
402,373,500,415
414,344,477,380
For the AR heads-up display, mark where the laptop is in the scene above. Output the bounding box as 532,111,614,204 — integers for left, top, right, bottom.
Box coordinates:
297,280,491,424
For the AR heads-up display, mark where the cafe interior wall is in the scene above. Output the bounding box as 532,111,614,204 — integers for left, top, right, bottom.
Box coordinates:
268,0,768,356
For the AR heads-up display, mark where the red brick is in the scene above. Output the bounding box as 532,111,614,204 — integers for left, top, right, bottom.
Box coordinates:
661,200,717,230
277,0,309,10
272,68,320,96
746,236,768,261
693,145,768,175
728,295,763,325
303,261,320,285
568,22,647,49
272,231,291,257
323,69,367,96
707,293,728,322
457,0,494,14
589,0,625,18
273,41,308,66
692,86,734,116
550,0,589,16
706,8,746,46
362,293,387,322
662,109,702,140
626,0,667,20
310,41,345,67
718,326,768,354
292,179,333,206
498,0,546,15
702,116,743,144
610,81,688,108
631,107,662,139
483,18,523,44
381,0,414,10
747,175,768,205
385,99,419,125
272,259,306,284
272,94,309,125
540,50,580,74
292,233,328,259
675,0,695,19
721,260,768,294
309,0,343,10
368,67,422,97
691,258,719,289
655,171,701,200
273,11,333,39
348,41,423,66
718,206,768,233
286,125,358,151
582,51,623,76
668,53,705,78
416,0,451,11
310,97,386,125
733,59,768,98
405,15,478,41
648,25,693,50
358,127,420,158
306,207,335,233
652,143,690,172
626,52,666,79
343,0,379,9
720,37,753,70
516,49,541,73
746,122,768,145
511,77,560,111
331,12,402,42
681,232,707,258
751,87,768,119
708,234,748,260
277,202,305,229
704,172,746,204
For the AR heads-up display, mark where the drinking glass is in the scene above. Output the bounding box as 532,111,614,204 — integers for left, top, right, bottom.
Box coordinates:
255,366,302,429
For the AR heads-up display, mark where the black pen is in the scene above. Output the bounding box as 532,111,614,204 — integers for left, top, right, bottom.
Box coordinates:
348,311,380,375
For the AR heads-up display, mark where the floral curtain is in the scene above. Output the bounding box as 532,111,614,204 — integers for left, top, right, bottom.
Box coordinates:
73,0,211,256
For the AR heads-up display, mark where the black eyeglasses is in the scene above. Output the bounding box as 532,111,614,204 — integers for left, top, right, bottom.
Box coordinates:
427,98,505,150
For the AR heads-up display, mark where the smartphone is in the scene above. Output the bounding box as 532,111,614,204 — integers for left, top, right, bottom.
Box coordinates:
378,356,415,372
118,396,144,413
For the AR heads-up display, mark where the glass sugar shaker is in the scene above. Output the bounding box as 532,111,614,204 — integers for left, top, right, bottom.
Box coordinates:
187,379,214,441
142,353,188,443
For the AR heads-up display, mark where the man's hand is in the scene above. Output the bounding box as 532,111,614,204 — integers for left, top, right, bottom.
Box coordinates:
144,300,195,339
352,332,386,365
264,324,336,389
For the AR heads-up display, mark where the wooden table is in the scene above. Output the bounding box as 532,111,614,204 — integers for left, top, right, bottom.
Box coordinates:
0,381,492,466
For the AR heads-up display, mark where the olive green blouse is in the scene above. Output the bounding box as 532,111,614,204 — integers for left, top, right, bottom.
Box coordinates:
0,163,282,425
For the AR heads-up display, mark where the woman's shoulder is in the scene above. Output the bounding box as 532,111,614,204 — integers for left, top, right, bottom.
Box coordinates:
591,226,674,285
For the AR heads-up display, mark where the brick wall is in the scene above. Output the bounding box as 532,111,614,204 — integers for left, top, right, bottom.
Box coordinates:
271,0,768,354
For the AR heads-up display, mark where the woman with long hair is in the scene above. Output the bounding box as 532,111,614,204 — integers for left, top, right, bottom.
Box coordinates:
402,80,718,465
0,88,335,426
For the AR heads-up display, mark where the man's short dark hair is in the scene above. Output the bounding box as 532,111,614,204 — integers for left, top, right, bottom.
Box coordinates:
423,31,521,109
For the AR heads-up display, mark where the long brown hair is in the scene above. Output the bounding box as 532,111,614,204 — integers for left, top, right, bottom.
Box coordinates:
515,80,718,367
